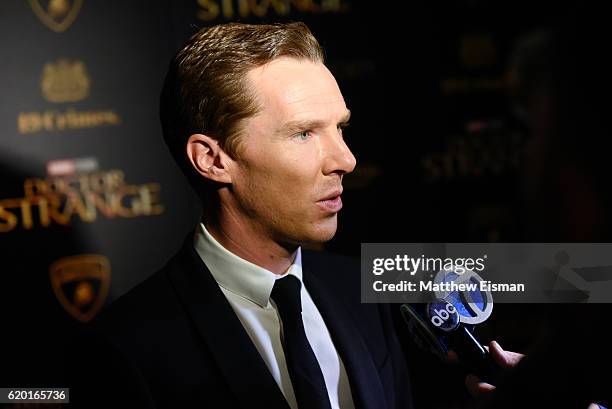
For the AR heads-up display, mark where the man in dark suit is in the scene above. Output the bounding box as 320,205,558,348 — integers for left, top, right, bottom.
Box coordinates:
69,22,414,408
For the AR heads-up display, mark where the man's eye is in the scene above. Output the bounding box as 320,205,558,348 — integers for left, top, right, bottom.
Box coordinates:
295,131,311,141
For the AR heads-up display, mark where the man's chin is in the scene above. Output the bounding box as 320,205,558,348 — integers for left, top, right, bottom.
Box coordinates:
303,221,338,244
280,216,338,247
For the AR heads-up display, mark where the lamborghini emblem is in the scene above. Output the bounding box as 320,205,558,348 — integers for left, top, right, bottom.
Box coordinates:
49,254,110,322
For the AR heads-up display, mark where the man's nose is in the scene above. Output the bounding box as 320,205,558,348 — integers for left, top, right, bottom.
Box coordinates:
321,129,357,175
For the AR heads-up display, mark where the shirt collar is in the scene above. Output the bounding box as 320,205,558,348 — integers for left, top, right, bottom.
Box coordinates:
193,223,303,308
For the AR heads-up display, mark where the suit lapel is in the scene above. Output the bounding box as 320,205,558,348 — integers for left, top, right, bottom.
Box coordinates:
167,236,290,409
303,263,388,409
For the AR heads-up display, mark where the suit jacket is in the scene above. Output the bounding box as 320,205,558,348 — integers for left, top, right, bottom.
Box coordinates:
68,234,414,409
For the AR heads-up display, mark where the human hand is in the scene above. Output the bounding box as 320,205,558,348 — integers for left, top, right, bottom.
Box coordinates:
464,340,524,398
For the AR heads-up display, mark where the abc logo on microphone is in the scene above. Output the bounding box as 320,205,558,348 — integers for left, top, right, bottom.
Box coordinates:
427,300,460,332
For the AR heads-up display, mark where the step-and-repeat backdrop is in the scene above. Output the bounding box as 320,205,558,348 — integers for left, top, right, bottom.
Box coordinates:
2,0,571,397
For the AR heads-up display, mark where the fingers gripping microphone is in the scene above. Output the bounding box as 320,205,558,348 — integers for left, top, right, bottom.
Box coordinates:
400,267,499,383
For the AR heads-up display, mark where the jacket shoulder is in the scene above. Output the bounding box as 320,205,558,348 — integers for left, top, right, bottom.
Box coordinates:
92,251,188,344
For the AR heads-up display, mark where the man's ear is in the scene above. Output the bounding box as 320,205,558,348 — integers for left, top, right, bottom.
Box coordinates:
186,134,233,184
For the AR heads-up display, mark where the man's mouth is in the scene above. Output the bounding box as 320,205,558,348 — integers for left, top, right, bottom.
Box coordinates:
317,189,343,213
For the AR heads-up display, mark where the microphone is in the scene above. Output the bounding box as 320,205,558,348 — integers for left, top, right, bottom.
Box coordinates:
400,267,500,383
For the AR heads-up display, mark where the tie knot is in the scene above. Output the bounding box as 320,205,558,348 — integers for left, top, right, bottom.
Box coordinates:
271,275,302,313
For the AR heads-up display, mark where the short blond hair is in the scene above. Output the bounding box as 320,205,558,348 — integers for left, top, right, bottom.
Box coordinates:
160,22,324,193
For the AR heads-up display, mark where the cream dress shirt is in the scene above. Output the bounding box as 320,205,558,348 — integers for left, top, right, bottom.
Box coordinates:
193,223,355,409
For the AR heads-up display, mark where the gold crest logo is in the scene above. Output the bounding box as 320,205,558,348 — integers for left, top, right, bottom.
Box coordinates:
49,254,111,322
29,0,83,33
41,59,90,103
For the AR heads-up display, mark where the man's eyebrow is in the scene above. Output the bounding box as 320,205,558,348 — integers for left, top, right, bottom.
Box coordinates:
278,110,351,134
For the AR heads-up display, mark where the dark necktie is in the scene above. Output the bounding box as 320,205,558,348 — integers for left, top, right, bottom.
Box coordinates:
271,275,332,409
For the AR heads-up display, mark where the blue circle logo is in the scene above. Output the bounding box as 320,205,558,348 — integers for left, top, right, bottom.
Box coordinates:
427,299,460,332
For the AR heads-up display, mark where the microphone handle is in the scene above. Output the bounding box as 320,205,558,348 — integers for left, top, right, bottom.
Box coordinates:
448,326,501,385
